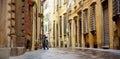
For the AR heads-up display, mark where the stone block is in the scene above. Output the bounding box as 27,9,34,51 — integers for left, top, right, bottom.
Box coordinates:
10,47,17,56
10,47,25,56
16,47,25,56
0,48,11,59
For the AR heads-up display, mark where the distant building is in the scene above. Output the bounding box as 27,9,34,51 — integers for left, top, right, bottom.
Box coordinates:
43,0,54,47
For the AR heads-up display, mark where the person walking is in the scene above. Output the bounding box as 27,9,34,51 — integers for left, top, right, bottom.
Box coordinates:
42,34,49,50
44,38,49,50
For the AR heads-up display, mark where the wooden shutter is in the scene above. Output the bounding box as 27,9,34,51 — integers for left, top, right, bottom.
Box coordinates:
68,21,72,47
90,4,96,32
59,16,62,36
83,10,88,34
113,0,120,16
56,24,59,46
113,0,120,21
102,1,110,48
64,15,66,35
53,21,55,38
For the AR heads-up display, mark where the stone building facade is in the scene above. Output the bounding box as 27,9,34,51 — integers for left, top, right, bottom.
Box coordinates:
0,0,11,48
53,0,120,50
0,0,44,56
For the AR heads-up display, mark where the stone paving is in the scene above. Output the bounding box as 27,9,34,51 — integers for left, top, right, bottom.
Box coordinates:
9,48,120,59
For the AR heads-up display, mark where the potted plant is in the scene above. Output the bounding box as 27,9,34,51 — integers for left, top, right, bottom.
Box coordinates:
34,39,40,50
38,13,44,19
28,0,35,6
66,31,69,36
38,13,41,17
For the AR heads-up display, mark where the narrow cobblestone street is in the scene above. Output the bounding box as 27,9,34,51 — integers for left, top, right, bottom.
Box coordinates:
9,48,120,59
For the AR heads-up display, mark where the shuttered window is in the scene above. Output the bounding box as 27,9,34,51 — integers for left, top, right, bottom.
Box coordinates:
64,14,66,35
56,24,59,46
60,16,62,36
83,10,88,34
64,0,66,3
90,4,96,32
74,0,76,5
113,0,120,17
59,0,62,7
102,1,110,47
53,21,55,38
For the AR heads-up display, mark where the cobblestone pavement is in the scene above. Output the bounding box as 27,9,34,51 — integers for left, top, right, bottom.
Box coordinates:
9,48,120,59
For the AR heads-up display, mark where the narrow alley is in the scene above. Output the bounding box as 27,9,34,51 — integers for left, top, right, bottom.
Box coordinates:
9,48,120,59
1,0,120,59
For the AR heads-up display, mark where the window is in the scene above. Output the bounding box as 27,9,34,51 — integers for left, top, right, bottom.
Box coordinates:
45,3,48,9
74,0,76,5
64,14,66,35
83,9,88,34
74,17,77,46
67,0,72,10
64,0,66,4
44,25,47,33
59,16,62,36
90,4,96,32
56,24,59,46
54,0,55,12
113,0,120,21
53,21,55,37
55,0,57,11
59,0,62,7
